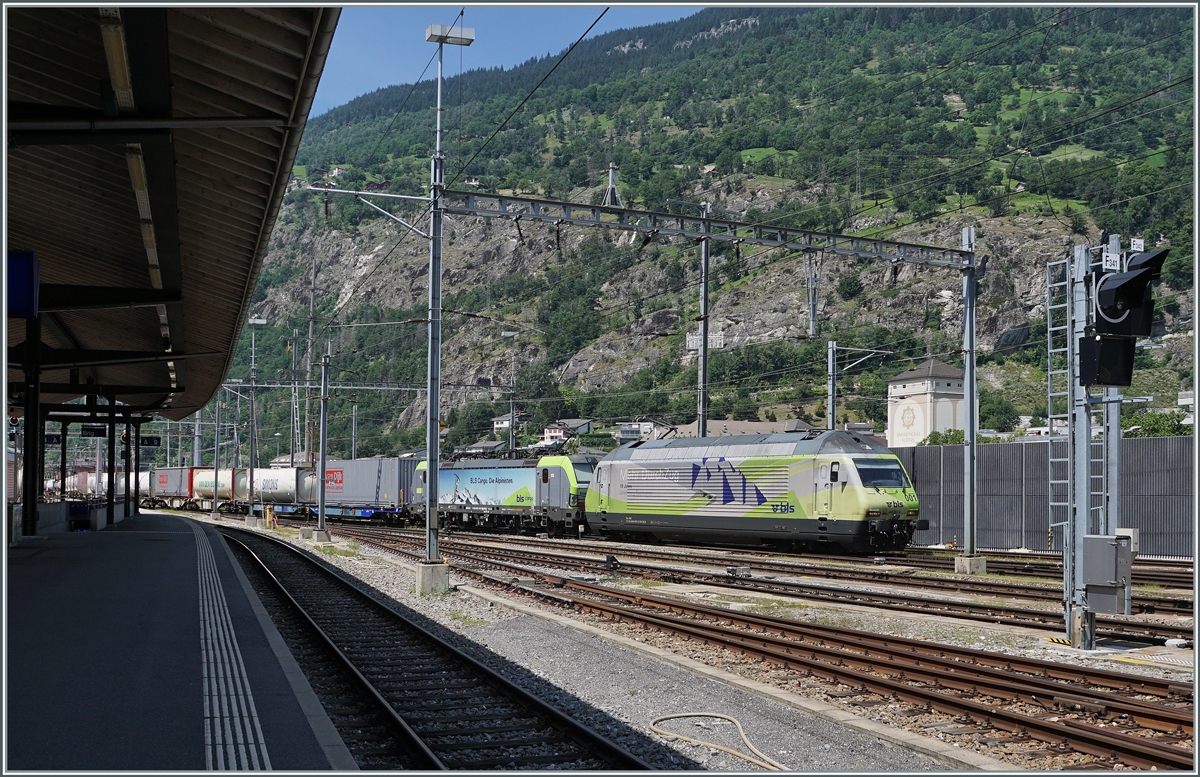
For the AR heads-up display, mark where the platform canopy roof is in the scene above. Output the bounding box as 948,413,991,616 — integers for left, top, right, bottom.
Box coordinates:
6,6,339,421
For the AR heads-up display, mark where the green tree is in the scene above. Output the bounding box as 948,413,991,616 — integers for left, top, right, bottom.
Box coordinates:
979,387,1019,432
837,272,863,300
1121,410,1192,438
918,429,966,446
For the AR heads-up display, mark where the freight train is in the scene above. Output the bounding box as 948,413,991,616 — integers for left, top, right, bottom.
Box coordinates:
140,458,416,523
131,430,922,553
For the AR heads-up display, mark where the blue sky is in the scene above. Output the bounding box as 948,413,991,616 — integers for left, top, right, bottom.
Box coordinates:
311,6,704,116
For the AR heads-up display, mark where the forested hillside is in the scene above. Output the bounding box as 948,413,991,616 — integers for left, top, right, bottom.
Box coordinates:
191,6,1194,463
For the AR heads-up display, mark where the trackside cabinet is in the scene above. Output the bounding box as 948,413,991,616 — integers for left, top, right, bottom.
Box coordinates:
1081,534,1132,614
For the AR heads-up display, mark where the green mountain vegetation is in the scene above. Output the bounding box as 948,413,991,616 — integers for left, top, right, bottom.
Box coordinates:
149,7,1195,466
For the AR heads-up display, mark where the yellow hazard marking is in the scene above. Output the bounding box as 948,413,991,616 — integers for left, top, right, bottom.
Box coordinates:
1045,637,1071,645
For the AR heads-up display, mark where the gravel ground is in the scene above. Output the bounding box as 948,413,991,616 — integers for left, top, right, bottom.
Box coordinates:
209,518,946,771
205,517,1194,770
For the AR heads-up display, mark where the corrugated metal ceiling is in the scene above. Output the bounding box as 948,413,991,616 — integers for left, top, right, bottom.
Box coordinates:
6,6,339,421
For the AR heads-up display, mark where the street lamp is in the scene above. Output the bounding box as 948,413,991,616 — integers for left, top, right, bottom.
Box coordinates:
274,432,282,460
501,331,519,458
422,20,474,576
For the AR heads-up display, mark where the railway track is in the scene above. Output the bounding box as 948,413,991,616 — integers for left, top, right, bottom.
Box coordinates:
440,534,1192,616
300,526,1194,770
220,527,652,770
444,530,1195,591
330,527,1193,644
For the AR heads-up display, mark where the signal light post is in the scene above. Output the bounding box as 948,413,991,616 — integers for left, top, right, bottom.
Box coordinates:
1050,237,1165,649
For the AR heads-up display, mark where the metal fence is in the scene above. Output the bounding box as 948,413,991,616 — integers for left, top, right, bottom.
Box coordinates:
894,436,1193,560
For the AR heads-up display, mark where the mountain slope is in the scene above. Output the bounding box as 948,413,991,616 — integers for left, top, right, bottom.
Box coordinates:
228,6,1192,457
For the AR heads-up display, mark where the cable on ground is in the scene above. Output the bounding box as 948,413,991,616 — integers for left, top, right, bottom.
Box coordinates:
649,712,787,771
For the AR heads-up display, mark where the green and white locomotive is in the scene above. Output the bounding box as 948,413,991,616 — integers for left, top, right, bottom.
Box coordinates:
414,455,596,536
584,429,923,553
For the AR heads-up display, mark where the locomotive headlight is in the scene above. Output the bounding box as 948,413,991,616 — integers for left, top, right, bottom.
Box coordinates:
907,509,919,516
866,509,882,517
568,494,578,506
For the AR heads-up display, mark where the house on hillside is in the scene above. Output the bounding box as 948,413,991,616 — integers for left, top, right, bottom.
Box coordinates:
540,419,594,445
886,359,965,448
492,412,529,435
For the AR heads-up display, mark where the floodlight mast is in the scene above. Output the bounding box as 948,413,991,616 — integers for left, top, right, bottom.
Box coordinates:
424,23,474,565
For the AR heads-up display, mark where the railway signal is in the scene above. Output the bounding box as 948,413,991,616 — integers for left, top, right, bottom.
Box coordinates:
1082,249,1167,387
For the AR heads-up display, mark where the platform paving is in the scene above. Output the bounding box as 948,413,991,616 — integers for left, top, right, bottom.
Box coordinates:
7,511,347,771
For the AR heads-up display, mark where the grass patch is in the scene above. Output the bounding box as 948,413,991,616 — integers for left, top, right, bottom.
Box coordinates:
740,146,788,163
449,609,488,627
316,544,358,557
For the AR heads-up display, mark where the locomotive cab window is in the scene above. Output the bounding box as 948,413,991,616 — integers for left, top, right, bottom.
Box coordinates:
829,462,839,483
572,462,593,485
541,468,549,483
854,459,911,488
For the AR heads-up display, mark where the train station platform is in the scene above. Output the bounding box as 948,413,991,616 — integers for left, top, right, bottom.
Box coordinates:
7,511,355,771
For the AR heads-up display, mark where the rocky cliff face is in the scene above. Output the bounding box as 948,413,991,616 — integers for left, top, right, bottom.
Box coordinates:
253,184,1193,428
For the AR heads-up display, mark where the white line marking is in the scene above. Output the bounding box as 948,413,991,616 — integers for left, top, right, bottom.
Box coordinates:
191,521,272,770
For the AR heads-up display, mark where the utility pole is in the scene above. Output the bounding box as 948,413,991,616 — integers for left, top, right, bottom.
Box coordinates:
502,331,519,457
698,201,711,437
957,227,983,576
351,402,357,460
667,198,740,438
421,21,474,593
807,253,820,338
601,161,623,207
305,257,316,464
826,342,891,433
826,340,836,430
287,327,300,466
233,389,241,468
248,317,266,518
315,344,331,541
211,389,221,520
192,411,201,470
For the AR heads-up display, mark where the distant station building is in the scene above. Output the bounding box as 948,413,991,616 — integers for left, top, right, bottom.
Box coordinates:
886,359,966,448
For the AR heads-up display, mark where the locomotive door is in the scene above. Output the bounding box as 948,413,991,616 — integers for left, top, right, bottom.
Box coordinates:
594,465,606,511
536,466,563,510
814,461,835,518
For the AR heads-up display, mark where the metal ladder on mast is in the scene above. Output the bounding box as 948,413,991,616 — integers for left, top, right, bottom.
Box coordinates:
1046,259,1072,553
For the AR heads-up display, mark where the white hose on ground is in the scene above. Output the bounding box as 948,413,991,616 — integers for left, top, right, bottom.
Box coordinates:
649,712,787,771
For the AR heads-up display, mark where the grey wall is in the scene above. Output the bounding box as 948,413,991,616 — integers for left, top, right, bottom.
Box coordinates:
895,436,1193,559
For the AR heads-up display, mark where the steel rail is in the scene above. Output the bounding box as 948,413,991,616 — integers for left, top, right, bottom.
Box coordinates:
542,577,1194,715
446,530,1194,589
222,531,445,768
447,534,1191,614
422,535,1193,642
223,527,653,770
